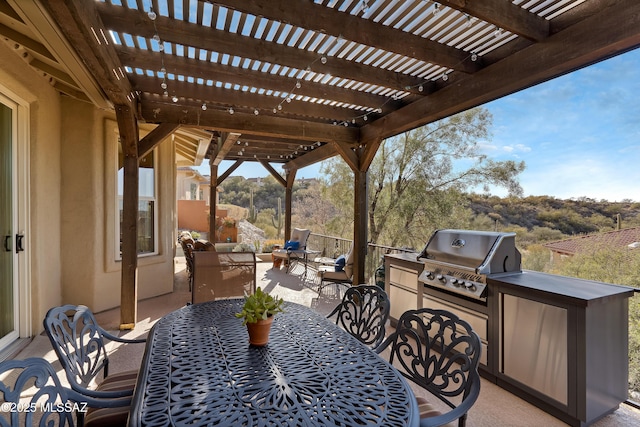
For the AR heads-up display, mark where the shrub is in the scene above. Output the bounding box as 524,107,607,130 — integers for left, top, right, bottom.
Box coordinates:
233,242,254,252
262,239,283,253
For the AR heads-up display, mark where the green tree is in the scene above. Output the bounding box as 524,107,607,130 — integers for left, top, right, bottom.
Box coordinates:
321,107,525,248
219,176,253,207
292,180,348,237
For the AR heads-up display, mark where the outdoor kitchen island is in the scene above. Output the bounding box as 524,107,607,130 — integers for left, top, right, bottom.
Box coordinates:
385,230,635,427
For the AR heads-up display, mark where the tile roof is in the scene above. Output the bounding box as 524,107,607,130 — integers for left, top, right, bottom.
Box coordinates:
543,227,640,255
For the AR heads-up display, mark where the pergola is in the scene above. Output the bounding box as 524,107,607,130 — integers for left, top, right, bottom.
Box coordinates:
4,0,639,326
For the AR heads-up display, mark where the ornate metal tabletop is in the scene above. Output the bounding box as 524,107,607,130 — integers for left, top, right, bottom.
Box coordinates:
129,299,418,426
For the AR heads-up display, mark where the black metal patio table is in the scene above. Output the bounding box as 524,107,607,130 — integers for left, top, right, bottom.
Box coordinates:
128,299,419,426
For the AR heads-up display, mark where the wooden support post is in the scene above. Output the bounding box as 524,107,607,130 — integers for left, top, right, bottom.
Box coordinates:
284,169,296,240
353,169,368,285
115,104,139,329
209,163,218,241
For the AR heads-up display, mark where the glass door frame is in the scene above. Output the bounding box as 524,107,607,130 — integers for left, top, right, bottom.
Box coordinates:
0,88,31,350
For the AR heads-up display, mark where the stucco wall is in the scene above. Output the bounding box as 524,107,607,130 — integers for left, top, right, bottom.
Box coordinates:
0,42,63,336
59,107,175,313
178,199,209,231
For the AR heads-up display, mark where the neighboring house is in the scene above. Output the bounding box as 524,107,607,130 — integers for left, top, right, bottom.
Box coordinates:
544,227,640,261
176,167,226,234
177,167,212,203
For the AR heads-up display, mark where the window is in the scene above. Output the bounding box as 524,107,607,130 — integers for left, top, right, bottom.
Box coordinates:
117,148,157,256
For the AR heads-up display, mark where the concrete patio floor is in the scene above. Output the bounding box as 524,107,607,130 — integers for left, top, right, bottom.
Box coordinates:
9,256,640,426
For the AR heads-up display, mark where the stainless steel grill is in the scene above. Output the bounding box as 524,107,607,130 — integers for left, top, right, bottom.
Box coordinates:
417,229,521,301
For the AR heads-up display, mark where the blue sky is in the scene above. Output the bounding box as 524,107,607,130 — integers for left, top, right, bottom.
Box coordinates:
202,48,640,202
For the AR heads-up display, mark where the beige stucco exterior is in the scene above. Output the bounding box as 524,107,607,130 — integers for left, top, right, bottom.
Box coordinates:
1,41,176,338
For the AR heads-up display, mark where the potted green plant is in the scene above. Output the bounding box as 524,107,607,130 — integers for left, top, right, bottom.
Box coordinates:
235,287,285,346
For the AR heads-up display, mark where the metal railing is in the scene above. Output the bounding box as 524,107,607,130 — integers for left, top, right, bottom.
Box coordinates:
366,243,417,284
308,233,418,284
307,233,352,259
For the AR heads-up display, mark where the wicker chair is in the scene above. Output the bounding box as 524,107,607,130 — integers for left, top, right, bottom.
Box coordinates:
376,308,482,427
178,232,196,291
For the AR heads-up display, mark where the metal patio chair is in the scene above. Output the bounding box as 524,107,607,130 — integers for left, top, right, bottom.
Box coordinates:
0,357,130,427
43,304,146,425
317,243,354,294
271,228,312,273
376,308,482,427
327,284,390,349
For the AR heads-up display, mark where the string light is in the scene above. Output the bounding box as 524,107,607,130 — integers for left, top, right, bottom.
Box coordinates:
149,1,481,140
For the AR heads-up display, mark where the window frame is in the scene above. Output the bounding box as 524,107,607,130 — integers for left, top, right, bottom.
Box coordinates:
115,145,159,261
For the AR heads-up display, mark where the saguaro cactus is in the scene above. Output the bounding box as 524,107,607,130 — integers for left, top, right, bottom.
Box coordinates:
271,197,283,239
248,188,258,223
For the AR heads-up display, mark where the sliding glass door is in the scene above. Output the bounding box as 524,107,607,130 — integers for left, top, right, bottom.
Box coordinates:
0,98,18,347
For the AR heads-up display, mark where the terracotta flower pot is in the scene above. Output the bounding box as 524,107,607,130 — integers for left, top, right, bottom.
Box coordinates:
246,316,274,346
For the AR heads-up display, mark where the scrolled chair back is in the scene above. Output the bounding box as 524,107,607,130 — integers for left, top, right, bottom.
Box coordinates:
1,358,82,427
44,305,110,390
327,284,390,349
376,308,481,427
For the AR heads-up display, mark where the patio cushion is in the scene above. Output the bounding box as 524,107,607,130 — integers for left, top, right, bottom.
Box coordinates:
319,267,350,282
85,405,131,427
285,240,300,250
290,228,311,249
416,396,457,427
335,255,346,272
97,369,139,392
343,247,354,278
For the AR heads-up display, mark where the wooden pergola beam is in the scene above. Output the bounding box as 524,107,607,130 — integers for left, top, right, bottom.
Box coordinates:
42,0,133,106
138,123,180,158
118,48,397,111
259,160,287,187
220,0,481,74
213,132,242,166
283,143,340,172
97,2,426,93
132,78,361,123
360,0,640,144
219,160,244,183
439,0,549,42
139,99,359,145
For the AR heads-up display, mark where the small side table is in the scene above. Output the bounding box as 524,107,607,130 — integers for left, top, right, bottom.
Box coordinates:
271,245,282,268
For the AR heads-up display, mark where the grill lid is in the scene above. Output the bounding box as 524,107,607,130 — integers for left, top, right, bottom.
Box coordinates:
417,229,521,275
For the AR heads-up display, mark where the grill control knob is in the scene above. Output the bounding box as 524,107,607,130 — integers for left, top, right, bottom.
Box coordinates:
464,282,476,291
451,279,460,286
424,271,434,280
437,274,446,283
